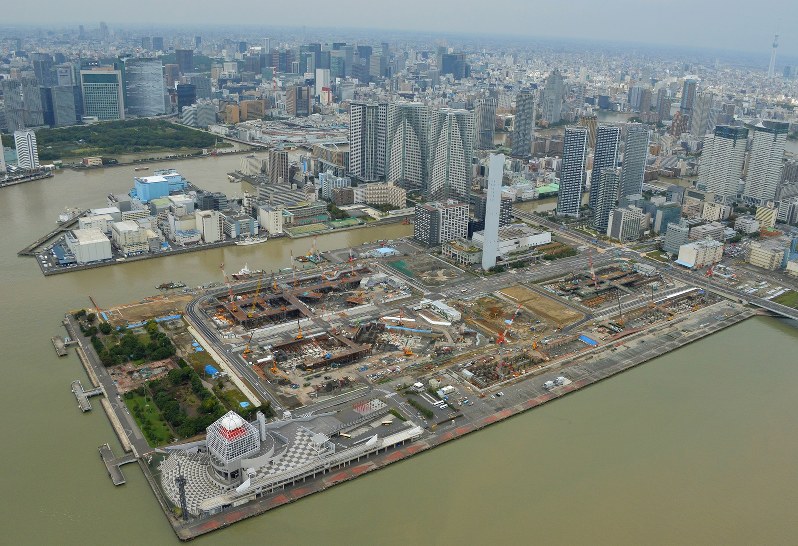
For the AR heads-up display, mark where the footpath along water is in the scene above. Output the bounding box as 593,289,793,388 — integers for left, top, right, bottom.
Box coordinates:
1,154,798,545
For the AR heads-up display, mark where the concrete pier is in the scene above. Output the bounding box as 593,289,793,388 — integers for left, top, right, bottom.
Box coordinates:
71,379,103,412
52,337,68,356
99,443,136,486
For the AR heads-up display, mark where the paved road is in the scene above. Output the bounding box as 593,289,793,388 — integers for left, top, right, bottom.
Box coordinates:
67,315,152,456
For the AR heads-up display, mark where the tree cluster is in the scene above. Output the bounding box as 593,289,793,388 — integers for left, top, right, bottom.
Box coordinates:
35,119,217,160
93,320,176,366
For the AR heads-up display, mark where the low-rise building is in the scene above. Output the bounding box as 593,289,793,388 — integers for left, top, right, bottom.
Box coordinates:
734,216,760,234
663,221,690,255
471,224,551,256
747,242,786,271
676,239,724,268
65,228,112,264
78,213,114,234
689,221,725,242
363,182,406,208
257,205,284,235
786,259,798,277
442,239,482,265
701,202,732,222
331,187,354,206
222,212,258,238
111,220,150,255
755,205,778,229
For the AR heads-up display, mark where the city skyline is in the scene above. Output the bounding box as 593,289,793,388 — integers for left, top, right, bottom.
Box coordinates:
1,2,797,57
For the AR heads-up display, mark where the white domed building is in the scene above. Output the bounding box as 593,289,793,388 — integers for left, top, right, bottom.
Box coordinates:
205,411,263,482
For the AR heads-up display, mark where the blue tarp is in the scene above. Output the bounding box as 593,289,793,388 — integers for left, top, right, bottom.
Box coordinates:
385,325,433,334
239,401,250,408
204,365,219,376
126,314,183,329
578,335,598,347
101,312,108,321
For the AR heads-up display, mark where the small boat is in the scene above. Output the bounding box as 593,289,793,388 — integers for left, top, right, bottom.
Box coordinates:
57,207,82,224
134,166,149,172
235,236,268,246
231,263,264,280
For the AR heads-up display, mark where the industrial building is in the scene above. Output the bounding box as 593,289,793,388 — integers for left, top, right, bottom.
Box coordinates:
65,228,112,264
132,170,188,202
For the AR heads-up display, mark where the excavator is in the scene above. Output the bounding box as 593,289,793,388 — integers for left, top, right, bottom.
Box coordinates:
295,319,304,340
402,338,413,357
242,332,255,358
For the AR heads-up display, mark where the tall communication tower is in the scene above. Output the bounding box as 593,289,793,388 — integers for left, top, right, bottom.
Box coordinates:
768,34,779,78
176,462,189,521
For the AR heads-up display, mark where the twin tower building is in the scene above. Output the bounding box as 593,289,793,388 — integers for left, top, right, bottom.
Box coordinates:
348,93,536,203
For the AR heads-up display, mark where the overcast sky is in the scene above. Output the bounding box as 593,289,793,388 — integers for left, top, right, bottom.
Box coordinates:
6,0,796,57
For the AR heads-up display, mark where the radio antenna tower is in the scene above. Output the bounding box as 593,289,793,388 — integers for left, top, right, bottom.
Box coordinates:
176,461,189,521
768,34,779,78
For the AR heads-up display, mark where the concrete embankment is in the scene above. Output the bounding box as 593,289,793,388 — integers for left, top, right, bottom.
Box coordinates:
101,398,133,453
75,346,100,388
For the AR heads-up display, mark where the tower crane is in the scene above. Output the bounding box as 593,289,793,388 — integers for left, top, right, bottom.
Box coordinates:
290,250,298,288
270,271,278,292
588,247,598,288
496,304,522,344
247,273,264,318
220,262,237,311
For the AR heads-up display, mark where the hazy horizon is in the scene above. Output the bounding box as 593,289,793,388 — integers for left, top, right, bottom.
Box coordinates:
2,0,796,57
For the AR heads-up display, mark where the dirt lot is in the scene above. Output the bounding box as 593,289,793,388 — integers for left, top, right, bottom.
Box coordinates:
104,294,194,326
500,284,584,327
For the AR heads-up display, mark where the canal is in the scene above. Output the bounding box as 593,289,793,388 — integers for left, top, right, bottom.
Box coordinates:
1,153,797,545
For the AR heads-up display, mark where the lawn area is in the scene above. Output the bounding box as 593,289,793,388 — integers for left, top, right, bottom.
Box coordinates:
645,250,670,262
124,393,173,446
773,290,798,309
187,350,218,375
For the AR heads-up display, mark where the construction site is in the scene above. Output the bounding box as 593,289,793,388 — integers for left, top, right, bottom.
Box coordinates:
542,259,663,310
206,264,374,330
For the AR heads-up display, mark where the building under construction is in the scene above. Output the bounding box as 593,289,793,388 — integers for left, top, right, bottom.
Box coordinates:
270,331,372,371
210,266,372,329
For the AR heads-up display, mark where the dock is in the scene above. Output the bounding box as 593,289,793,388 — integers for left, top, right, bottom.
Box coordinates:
99,443,136,486
71,379,104,412
52,334,76,356
52,336,68,356
17,212,84,256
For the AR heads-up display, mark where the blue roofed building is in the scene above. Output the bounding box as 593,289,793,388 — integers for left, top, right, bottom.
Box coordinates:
132,169,188,202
